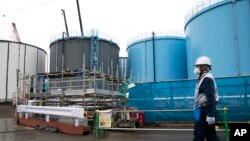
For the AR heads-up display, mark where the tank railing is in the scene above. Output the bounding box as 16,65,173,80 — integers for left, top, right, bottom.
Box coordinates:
50,30,120,46
185,0,227,24
127,30,185,47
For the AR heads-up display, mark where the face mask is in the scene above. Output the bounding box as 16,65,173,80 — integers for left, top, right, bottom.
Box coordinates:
194,67,201,75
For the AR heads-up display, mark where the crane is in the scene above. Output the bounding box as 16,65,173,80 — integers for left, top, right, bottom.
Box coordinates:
12,22,21,42
61,9,69,37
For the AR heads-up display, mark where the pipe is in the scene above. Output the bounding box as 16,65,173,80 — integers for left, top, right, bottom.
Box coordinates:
36,48,38,74
23,45,26,74
152,32,156,82
6,43,10,101
55,41,58,72
144,41,147,82
232,0,240,75
112,109,194,113
46,53,48,73
76,0,84,36
98,127,226,132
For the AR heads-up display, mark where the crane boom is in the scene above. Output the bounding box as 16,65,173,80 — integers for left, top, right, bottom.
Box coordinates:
61,9,69,37
12,22,21,42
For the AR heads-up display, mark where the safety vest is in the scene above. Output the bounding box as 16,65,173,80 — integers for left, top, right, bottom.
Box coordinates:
194,73,219,108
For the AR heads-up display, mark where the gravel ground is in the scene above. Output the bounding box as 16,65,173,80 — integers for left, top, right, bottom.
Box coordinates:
0,106,15,118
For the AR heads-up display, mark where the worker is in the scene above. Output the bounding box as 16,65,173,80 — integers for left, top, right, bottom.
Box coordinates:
193,56,220,141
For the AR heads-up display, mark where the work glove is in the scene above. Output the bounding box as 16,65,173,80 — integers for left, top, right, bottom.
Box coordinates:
206,116,215,125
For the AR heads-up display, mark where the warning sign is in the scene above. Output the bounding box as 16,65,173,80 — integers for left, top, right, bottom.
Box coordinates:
99,110,112,128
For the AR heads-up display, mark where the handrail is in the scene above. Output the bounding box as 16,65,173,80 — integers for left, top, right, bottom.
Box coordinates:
26,76,120,93
184,0,227,25
127,30,185,47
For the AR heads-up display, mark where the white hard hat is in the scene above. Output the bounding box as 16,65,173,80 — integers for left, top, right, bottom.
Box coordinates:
194,56,212,66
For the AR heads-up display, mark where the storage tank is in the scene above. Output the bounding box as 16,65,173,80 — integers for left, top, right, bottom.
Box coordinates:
127,31,187,83
0,40,47,102
49,30,119,76
118,57,127,80
185,0,250,78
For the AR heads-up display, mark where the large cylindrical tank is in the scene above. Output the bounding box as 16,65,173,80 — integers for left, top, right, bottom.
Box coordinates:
127,31,187,83
0,40,47,102
185,0,250,78
49,30,120,76
118,57,127,80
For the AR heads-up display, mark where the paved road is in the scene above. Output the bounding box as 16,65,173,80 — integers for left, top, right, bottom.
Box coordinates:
0,118,225,141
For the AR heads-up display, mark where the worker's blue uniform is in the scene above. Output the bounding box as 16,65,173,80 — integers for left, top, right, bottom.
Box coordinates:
193,73,220,141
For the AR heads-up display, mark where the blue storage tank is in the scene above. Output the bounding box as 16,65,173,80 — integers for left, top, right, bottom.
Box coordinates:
118,57,127,80
127,31,187,83
185,0,250,78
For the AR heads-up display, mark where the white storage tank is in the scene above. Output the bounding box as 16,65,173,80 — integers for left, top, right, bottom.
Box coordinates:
0,40,47,102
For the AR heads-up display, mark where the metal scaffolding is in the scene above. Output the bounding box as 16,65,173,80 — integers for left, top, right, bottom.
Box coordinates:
14,69,122,120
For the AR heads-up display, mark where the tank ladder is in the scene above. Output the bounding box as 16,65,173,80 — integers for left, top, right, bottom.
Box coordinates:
91,30,99,72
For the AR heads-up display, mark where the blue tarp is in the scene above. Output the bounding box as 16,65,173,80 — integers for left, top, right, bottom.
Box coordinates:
127,76,250,123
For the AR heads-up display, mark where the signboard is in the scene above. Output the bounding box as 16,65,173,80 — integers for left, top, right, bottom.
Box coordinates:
99,110,112,128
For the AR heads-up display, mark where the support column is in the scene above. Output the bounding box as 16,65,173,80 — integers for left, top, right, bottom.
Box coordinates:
75,118,79,126
46,115,50,122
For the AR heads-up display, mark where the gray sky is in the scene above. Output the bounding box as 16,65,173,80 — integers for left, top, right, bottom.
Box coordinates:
0,0,201,57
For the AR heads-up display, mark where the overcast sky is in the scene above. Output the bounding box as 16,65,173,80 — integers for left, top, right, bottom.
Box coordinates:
0,0,201,57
